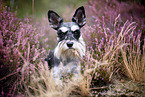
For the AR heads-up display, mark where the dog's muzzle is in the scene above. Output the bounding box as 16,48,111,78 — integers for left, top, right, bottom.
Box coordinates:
67,41,73,48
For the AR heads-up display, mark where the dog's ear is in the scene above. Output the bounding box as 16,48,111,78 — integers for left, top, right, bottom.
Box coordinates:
72,6,86,28
48,10,63,30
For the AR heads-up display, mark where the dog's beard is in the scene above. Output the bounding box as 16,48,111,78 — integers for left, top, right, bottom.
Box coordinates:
54,36,86,61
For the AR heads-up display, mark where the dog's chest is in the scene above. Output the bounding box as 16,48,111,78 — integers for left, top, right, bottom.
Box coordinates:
60,56,79,66
53,57,80,78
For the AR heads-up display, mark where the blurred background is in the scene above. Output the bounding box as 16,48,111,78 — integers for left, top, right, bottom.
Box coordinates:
4,0,88,19
3,0,145,19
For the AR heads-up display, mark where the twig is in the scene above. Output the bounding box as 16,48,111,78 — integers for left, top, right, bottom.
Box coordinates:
0,72,18,81
90,86,108,90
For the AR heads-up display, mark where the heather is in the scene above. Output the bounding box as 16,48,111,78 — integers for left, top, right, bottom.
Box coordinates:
84,0,145,82
0,3,45,96
0,0,145,97
82,0,145,96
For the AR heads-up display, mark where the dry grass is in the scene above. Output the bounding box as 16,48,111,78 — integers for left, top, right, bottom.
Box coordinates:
22,62,90,97
14,45,90,97
106,79,145,96
121,35,145,83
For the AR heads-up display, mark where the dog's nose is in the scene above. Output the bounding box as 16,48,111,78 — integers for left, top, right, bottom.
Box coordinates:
67,42,73,48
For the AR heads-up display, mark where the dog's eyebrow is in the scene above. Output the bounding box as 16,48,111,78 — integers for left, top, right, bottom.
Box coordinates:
59,27,69,33
71,25,80,32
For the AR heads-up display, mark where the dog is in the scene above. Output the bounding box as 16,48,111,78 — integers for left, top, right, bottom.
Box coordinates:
45,6,86,81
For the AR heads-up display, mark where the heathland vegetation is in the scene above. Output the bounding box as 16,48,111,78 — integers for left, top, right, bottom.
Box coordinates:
0,0,144,96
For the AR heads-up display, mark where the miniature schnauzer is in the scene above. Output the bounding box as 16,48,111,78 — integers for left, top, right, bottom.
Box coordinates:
45,6,86,81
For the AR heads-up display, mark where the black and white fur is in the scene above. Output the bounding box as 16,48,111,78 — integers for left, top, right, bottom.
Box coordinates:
45,6,86,80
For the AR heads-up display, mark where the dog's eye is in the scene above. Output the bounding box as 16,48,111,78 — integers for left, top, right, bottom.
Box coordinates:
57,31,67,41
57,31,67,36
73,30,80,34
73,31,78,34
73,30,80,40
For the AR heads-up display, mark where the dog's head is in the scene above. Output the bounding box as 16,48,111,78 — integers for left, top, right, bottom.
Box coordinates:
48,6,86,61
